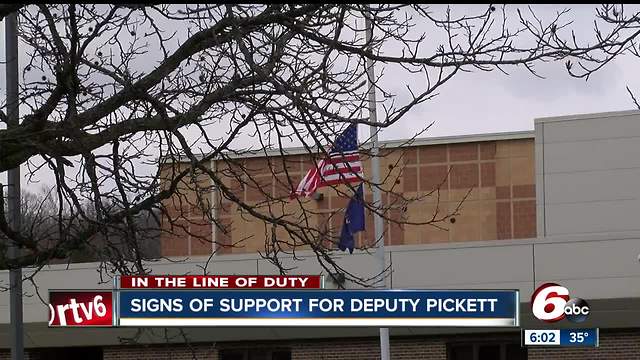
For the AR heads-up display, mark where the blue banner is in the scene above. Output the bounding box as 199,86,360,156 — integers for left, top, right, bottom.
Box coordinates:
117,289,519,327
560,328,599,347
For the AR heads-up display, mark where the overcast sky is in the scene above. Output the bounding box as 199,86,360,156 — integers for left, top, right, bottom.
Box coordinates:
2,4,640,191
2,5,638,139
375,4,640,140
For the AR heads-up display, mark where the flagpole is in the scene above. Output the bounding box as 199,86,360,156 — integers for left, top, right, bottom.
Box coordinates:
364,8,391,360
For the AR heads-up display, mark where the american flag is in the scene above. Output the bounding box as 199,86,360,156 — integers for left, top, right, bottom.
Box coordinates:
291,124,363,198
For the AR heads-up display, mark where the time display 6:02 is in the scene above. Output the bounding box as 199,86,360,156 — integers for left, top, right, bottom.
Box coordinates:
523,330,561,345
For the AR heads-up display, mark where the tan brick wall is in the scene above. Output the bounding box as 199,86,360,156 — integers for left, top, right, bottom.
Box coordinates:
384,138,536,245
160,138,536,257
160,162,215,257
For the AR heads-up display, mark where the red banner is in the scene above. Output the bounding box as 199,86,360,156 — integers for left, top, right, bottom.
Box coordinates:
48,291,113,327
119,275,323,289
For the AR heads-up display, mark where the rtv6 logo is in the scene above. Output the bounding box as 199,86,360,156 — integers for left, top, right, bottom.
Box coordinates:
48,291,113,327
531,283,590,323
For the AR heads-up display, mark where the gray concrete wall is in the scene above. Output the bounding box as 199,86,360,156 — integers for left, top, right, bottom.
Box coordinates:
2,234,640,347
2,234,640,325
536,109,640,237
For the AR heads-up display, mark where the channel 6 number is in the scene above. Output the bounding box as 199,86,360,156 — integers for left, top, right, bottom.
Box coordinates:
531,283,590,323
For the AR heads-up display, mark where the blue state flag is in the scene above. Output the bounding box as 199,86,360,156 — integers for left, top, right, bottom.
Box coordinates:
338,183,365,254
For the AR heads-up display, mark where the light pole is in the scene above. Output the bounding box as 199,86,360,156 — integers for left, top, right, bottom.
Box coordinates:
364,7,391,360
5,11,24,360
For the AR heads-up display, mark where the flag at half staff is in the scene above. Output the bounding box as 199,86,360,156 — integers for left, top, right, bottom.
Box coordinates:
290,124,363,198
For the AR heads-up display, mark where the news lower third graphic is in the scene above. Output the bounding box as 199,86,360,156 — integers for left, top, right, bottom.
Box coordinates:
523,328,599,347
47,275,520,328
117,275,322,289
117,289,518,327
522,282,598,348
48,291,113,327
531,282,590,323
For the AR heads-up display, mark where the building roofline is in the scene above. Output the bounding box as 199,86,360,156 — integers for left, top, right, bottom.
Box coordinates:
535,109,640,124
380,130,534,148
168,130,534,163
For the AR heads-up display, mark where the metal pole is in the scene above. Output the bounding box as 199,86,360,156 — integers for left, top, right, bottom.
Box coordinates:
364,9,390,360
210,158,218,255
6,12,24,360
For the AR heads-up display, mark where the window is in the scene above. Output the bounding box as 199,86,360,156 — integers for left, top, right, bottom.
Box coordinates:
448,341,526,360
220,349,291,360
505,344,527,360
449,344,473,360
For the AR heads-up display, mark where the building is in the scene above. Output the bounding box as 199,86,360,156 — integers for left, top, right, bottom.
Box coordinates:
1,110,640,359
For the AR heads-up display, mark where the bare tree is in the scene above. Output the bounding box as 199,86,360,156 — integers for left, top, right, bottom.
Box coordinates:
0,4,637,284
1,186,161,270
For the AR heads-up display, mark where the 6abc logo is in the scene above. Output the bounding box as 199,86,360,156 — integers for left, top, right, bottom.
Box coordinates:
531,283,590,323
